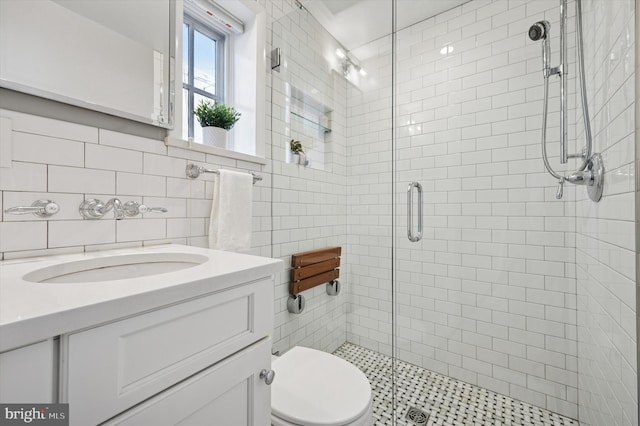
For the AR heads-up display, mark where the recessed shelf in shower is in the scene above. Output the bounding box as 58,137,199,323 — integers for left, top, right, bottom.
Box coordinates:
286,85,333,170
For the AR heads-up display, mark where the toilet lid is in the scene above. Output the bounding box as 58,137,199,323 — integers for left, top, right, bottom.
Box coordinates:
271,346,372,426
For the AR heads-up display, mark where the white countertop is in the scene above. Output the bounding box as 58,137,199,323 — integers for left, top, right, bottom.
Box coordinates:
0,244,283,352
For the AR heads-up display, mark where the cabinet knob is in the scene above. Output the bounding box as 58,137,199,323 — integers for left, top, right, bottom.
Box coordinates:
260,369,275,385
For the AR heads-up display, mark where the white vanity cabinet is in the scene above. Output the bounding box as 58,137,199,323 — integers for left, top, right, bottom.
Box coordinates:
60,277,274,426
0,245,282,426
104,339,271,425
0,340,55,403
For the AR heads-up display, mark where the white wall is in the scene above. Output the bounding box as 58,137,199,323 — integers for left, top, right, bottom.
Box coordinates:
576,0,637,424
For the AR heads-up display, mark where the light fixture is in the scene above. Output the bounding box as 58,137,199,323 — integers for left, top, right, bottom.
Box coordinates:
337,48,366,79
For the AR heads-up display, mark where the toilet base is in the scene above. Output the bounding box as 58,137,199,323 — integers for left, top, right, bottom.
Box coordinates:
271,395,373,426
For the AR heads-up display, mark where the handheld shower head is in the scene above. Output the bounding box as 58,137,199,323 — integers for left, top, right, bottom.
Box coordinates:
528,21,550,41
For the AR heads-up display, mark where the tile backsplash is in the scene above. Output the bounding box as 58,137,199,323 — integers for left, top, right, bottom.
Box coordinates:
0,109,270,259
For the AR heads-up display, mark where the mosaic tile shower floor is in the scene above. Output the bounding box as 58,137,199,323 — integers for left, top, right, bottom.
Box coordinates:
333,343,578,426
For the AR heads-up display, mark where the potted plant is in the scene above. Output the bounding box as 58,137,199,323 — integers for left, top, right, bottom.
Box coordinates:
290,139,305,165
193,100,241,148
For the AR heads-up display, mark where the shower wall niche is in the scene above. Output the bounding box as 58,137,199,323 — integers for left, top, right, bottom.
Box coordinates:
286,85,333,170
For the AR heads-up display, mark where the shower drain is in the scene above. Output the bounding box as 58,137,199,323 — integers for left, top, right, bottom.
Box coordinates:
405,407,429,425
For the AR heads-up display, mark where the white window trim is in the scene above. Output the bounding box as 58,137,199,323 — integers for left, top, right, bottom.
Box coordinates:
168,0,266,161
182,14,225,141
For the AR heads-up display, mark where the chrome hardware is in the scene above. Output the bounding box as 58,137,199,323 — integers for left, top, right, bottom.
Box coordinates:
79,198,126,220
548,65,563,77
555,154,604,202
556,178,565,200
186,163,262,184
123,201,168,217
260,369,275,385
4,200,59,217
559,0,568,164
586,153,604,202
566,171,592,185
287,294,305,314
530,0,602,202
326,279,340,296
568,148,586,159
407,182,423,242
271,47,281,72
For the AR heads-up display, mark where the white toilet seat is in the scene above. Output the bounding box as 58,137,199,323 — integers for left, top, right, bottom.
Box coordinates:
271,346,373,426
271,398,373,426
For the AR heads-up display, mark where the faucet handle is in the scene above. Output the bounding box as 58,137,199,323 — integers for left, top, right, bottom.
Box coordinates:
139,205,168,214
79,199,106,219
123,201,168,217
556,178,565,200
5,200,59,217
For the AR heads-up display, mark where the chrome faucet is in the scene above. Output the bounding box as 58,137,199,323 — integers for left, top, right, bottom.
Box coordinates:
79,198,126,220
79,198,167,220
103,198,125,219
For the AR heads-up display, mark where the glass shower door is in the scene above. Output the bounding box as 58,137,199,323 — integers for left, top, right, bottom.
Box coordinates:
391,0,597,424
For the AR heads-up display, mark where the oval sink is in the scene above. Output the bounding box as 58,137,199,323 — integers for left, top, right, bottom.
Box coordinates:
23,252,208,284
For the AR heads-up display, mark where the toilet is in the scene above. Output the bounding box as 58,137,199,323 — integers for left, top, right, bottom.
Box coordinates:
271,346,373,426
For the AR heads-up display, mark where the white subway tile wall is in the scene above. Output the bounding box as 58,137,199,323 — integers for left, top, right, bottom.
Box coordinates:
0,109,269,259
346,0,591,419
0,0,636,424
269,3,349,356
576,0,637,425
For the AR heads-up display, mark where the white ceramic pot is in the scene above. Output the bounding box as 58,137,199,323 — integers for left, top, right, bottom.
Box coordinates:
202,126,228,148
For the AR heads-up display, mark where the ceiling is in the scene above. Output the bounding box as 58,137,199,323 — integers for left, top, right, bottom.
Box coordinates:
301,0,470,58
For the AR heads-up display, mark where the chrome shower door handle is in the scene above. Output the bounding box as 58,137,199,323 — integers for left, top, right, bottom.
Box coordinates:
407,182,423,242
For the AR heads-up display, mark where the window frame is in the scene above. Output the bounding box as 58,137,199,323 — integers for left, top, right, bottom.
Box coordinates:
182,14,226,141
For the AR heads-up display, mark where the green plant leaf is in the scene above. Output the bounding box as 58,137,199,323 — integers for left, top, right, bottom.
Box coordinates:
290,139,304,153
193,100,241,130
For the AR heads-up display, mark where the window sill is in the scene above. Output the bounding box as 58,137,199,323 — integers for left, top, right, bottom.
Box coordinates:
164,137,268,165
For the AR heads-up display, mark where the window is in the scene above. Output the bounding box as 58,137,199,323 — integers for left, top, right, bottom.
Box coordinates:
169,0,265,159
182,15,225,142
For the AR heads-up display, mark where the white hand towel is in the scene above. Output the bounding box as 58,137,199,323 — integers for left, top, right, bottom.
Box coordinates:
209,169,253,252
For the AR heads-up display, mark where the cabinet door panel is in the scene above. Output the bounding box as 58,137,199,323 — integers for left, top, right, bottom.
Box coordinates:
0,340,54,403
62,278,272,426
104,339,271,426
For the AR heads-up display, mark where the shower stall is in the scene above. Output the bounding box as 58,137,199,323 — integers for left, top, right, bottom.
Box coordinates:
269,0,637,424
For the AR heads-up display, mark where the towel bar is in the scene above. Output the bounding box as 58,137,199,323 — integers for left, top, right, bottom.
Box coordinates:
186,163,262,184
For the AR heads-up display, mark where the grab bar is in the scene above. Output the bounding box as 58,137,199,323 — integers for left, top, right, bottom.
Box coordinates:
407,182,422,242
